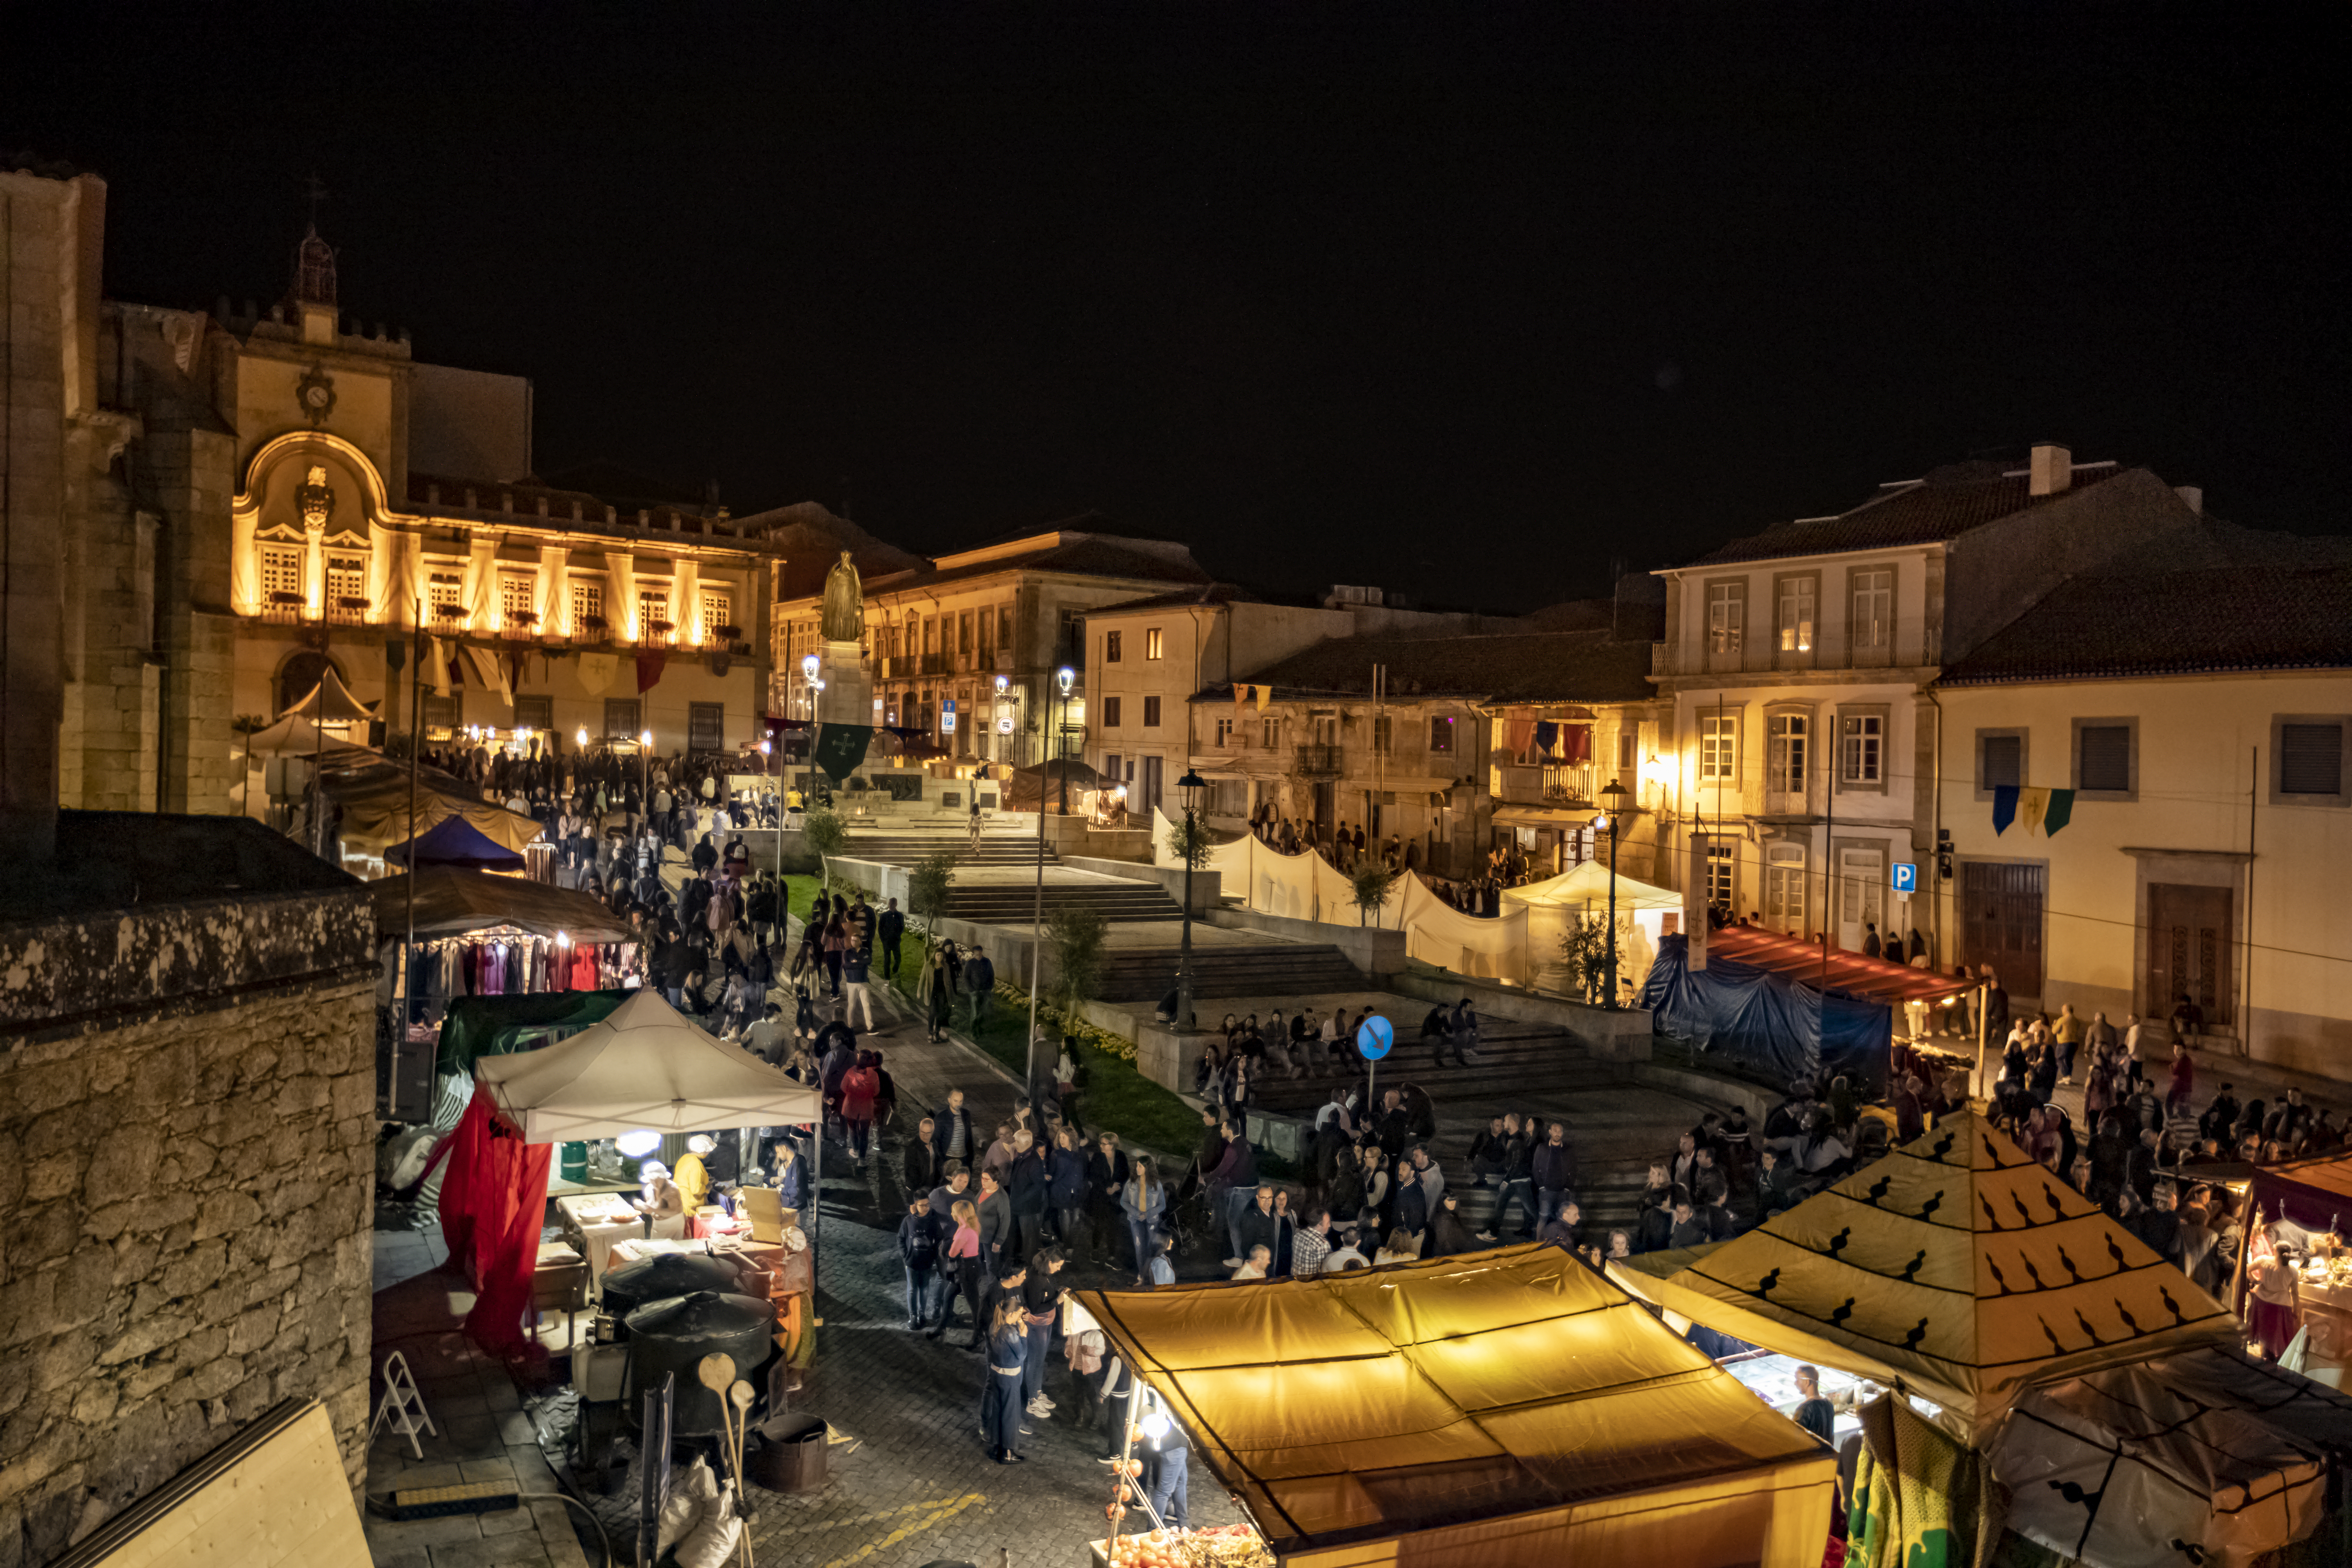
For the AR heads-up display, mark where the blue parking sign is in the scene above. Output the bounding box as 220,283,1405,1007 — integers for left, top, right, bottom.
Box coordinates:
1891,862,1917,894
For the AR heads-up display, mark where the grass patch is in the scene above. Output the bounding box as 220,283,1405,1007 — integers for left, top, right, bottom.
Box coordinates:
880,927,1207,1160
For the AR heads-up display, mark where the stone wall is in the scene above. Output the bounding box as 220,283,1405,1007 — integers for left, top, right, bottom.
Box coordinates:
0,970,376,1568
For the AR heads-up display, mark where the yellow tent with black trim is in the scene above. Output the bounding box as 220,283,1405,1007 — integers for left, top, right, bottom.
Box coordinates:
1069,1243,1835,1568
1608,1108,2240,1444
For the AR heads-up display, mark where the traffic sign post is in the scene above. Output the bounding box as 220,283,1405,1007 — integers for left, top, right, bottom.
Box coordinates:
1355,1014,1393,1117
1891,862,1917,894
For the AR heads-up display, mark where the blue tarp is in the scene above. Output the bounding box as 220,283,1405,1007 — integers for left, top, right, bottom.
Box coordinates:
386,814,528,871
1637,933,1890,1094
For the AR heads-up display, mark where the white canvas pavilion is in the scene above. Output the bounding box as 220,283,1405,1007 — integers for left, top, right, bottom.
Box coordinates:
474,990,821,1142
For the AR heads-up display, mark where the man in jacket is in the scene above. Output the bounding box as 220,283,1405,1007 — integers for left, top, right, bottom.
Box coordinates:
1234,1185,1282,1275
1006,1135,1050,1262
877,896,906,979
841,945,876,1032
897,1198,941,1329
931,1087,979,1168
1085,1133,1132,1269
1531,1121,1574,1232
1488,1114,1536,1239
905,1115,943,1197
964,948,996,1030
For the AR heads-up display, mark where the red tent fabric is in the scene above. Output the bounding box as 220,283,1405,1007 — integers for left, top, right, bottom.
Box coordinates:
435,1085,552,1355
1707,925,1973,1005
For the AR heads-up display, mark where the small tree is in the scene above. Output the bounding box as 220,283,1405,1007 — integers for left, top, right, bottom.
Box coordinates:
907,848,956,935
801,804,849,892
1046,905,1108,1020
1349,860,1399,927
1559,914,1622,1004
1164,812,1215,874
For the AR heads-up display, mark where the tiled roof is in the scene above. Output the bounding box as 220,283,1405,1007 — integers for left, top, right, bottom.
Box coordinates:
406,470,766,545
1204,628,1654,706
1687,460,2128,566
1940,560,2352,685
866,534,1212,596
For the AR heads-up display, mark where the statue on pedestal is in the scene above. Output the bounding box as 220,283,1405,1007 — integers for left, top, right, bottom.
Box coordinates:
820,551,864,644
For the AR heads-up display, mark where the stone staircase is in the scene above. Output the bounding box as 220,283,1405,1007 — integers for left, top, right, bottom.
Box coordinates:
1094,944,1371,1003
943,882,1186,924
840,828,1048,869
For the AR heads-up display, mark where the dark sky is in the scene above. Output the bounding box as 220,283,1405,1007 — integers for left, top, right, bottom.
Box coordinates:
9,5,2346,610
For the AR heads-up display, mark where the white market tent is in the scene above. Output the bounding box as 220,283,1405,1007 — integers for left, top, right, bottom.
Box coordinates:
1503,860,1682,913
474,989,820,1142
1505,861,1682,994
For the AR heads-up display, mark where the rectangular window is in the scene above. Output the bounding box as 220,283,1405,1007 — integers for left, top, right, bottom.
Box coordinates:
1701,713,1739,781
2281,722,2345,796
998,607,1013,652
1981,733,2022,791
1372,715,1392,754
1706,840,1736,910
1840,713,1884,785
1618,731,1638,770
1429,715,1455,754
1145,627,1164,660
571,580,604,631
1105,630,1122,663
1215,717,1234,747
427,571,464,617
1766,846,1806,931
1707,581,1745,659
603,697,641,739
701,588,733,637
637,588,670,636
1776,576,1815,654
2078,724,2132,793
1103,695,1122,728
688,702,725,752
260,545,304,602
1850,568,1892,653
421,694,461,739
1143,695,1162,728
326,554,366,607
1261,716,1279,749
512,694,553,732
1768,713,1808,798
959,610,974,654
501,572,537,625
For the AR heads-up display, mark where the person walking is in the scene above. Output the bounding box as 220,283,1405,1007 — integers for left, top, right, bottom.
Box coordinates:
1122,1157,1166,1288
840,1051,880,1167
1531,1121,1573,1236
898,1198,941,1329
877,896,905,979
964,945,996,1031
923,944,954,1041
1048,1126,1090,1255
938,1197,984,1346
841,944,877,1031
982,1293,1032,1462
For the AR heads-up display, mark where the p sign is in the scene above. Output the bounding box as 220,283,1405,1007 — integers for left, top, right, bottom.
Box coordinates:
1355,1015,1393,1060
1891,862,1917,894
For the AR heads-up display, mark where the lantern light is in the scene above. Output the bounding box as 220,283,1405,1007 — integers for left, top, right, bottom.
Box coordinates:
615,1130,661,1157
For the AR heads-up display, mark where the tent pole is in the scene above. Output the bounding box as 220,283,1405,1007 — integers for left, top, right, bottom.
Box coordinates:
397,601,423,1120
1108,1367,1142,1556
811,1119,822,1308
1974,980,1989,1102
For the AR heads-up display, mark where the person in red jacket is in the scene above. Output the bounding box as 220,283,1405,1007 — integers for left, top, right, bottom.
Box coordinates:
840,1050,881,1168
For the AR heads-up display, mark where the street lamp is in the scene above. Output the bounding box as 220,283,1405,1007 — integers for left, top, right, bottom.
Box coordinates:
575,724,589,751
1025,665,1080,1102
1055,665,1075,813
639,728,653,828
1176,767,1207,1033
1597,778,1629,1008
801,652,822,809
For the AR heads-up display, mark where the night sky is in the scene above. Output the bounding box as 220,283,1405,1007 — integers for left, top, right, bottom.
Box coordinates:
8,6,2345,611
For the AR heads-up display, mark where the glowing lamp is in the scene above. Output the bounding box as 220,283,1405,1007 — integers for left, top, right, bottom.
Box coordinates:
615,1130,661,1157
1139,1409,1170,1441
639,729,652,749
576,726,589,747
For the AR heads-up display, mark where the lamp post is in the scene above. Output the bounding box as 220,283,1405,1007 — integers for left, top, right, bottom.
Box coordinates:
638,728,652,830
1176,767,1206,1033
1055,666,1074,816
1027,665,1077,1099
1598,778,1629,1008
801,652,822,810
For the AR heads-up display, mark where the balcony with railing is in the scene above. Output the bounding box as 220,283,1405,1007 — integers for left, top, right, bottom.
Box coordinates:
1294,743,1343,775
1496,761,1595,808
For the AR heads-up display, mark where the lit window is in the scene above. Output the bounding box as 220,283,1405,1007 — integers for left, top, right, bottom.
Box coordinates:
428,572,464,622
572,580,604,629
1701,713,1739,781
1851,569,1892,652
1777,578,1814,653
260,546,303,602
501,573,537,623
1706,841,1736,909
638,589,670,635
1766,846,1806,930
1707,582,1745,657
1145,628,1164,660
326,554,366,606
1768,713,1807,797
701,588,733,636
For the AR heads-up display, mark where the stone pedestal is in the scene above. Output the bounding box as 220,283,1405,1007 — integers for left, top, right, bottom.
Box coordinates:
815,639,874,753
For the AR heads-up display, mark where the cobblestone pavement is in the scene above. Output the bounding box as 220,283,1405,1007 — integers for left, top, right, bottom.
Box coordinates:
751,986,1244,1568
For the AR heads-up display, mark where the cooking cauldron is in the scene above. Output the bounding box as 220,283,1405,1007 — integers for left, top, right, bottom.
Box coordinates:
622,1290,776,1437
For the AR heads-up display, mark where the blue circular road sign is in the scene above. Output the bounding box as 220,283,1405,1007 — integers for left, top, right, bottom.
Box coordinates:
1355,1015,1393,1060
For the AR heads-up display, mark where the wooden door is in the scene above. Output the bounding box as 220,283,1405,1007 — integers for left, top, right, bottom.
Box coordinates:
1961,861,2045,997
1836,846,1886,952
2148,883,2232,1027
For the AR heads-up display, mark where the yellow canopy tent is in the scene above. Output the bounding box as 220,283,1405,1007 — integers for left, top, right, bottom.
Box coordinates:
330,770,544,857
1070,1243,1835,1568
1608,1108,2241,1445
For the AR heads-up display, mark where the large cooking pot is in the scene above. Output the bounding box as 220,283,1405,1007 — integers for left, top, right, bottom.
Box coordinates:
623,1291,776,1437
602,1252,748,1328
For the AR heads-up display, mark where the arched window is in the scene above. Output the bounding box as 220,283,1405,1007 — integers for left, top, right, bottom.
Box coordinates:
276,650,344,717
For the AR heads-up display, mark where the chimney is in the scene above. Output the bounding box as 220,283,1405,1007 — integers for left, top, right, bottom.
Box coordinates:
2028,443,2072,497
2175,484,2204,515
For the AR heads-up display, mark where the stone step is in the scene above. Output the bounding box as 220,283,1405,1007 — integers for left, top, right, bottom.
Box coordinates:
1094,945,1369,1001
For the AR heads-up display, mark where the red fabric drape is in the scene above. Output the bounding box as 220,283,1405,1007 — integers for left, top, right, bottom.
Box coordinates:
1504,718,1536,759
435,1085,552,1356
1562,724,1592,764
636,651,666,692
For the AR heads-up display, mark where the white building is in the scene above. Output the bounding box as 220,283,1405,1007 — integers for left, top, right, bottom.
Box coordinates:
1652,446,2208,959
1935,530,2352,1076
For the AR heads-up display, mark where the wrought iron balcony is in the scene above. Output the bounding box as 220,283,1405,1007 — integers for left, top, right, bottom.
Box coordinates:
1294,744,1343,775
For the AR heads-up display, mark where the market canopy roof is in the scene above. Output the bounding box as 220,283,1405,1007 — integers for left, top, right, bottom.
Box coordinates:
239,712,375,761
2248,1149,2352,1233
280,664,380,724
435,990,633,1079
1990,1345,2352,1567
1071,1243,1835,1567
386,815,530,872
1504,860,1683,913
328,765,544,855
1707,925,1973,1005
475,989,820,1142
371,866,630,945
1612,1108,2240,1443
